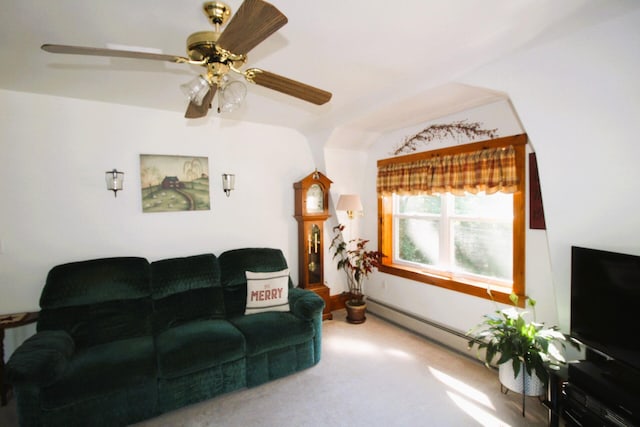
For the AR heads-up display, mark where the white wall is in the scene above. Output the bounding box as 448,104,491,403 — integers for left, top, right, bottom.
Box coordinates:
461,8,640,330
0,89,316,355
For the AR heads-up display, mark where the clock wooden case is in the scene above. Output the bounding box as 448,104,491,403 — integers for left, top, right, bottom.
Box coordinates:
294,170,333,320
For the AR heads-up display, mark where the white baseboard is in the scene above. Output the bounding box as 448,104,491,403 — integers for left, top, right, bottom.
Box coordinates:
366,297,485,362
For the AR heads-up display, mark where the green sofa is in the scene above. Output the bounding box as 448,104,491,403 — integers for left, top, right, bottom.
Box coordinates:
6,248,324,426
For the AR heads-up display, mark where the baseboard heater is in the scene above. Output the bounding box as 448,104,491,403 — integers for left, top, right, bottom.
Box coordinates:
366,297,485,363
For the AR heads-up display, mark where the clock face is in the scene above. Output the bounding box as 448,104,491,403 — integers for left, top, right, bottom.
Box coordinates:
306,184,324,213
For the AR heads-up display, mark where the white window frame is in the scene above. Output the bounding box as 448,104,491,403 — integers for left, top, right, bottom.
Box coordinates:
391,193,514,289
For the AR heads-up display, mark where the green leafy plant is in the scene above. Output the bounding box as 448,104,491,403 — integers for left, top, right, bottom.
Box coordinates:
467,292,570,385
329,224,383,306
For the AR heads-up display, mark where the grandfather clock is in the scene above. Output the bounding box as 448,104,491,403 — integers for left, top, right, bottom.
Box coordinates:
294,170,333,320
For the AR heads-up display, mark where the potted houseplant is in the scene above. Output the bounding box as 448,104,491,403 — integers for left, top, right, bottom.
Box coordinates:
329,224,383,324
467,292,571,414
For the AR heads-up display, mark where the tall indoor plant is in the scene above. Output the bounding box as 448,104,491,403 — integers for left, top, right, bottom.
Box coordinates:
329,224,383,324
467,292,571,414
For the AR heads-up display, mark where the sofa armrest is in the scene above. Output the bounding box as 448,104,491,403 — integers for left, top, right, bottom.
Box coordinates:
289,288,325,320
6,330,75,387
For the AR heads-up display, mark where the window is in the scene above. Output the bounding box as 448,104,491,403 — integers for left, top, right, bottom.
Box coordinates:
395,192,513,282
377,135,526,305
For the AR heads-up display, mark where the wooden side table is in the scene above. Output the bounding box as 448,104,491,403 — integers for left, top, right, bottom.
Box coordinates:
0,312,39,406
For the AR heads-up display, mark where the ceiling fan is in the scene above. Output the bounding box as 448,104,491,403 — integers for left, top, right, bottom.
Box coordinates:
41,0,332,119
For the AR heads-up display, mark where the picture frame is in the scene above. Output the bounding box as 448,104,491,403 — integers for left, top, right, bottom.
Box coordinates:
139,154,210,213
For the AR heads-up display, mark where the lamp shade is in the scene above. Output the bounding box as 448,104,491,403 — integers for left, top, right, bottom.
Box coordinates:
219,80,247,113
336,194,363,219
180,75,210,106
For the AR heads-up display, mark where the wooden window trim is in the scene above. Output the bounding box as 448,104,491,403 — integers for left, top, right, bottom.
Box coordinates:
377,134,527,307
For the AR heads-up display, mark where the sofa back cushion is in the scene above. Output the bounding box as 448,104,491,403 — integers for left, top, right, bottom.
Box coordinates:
38,257,153,348
218,248,292,317
150,253,225,332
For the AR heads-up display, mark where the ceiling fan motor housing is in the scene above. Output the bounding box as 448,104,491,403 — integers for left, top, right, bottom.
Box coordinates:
186,31,221,61
188,2,232,61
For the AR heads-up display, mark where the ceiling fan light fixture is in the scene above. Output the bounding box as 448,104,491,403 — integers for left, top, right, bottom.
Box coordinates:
218,80,247,113
180,75,210,106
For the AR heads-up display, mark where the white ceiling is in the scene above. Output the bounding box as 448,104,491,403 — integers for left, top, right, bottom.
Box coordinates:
1,0,638,134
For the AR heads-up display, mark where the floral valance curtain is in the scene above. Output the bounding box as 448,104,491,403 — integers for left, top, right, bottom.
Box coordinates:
377,145,518,196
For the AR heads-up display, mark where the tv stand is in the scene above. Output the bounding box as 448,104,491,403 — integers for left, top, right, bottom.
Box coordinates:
549,360,640,426
599,360,640,392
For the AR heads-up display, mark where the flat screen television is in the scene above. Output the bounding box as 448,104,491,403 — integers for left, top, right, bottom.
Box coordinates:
571,246,640,374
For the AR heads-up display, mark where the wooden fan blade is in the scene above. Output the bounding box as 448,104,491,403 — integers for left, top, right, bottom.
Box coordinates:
42,44,189,63
184,84,217,119
246,69,332,105
216,0,287,55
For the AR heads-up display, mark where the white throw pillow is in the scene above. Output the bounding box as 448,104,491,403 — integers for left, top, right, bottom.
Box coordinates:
244,269,289,315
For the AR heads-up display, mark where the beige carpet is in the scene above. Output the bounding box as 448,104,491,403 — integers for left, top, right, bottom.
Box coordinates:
1,311,549,426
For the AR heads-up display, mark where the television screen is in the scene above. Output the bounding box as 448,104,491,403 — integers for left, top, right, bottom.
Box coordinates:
571,246,640,373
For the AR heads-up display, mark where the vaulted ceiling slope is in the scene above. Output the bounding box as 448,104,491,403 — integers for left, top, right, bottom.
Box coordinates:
1,0,637,133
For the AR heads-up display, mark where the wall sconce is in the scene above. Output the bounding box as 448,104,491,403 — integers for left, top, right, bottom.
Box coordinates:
105,169,124,197
336,194,363,219
222,173,235,197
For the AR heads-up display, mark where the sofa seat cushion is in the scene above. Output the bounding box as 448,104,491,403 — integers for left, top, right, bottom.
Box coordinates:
156,319,245,379
40,336,156,409
230,312,314,356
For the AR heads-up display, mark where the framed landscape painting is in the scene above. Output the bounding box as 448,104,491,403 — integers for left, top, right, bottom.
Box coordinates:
140,154,210,213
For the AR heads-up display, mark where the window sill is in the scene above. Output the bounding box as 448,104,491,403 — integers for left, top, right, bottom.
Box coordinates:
378,263,524,307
